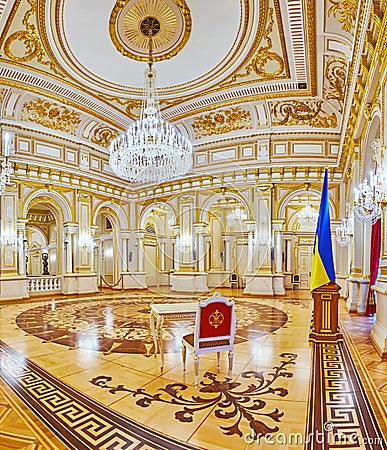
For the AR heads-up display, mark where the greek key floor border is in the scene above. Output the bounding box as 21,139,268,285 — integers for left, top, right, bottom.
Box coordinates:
306,340,387,450
0,340,199,450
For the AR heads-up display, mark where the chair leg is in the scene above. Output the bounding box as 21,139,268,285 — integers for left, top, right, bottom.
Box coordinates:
194,355,199,388
228,351,234,381
182,344,186,372
217,352,220,371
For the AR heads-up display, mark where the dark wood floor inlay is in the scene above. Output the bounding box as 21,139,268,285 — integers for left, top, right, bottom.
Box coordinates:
90,352,298,439
306,341,387,450
0,341,200,450
15,296,288,355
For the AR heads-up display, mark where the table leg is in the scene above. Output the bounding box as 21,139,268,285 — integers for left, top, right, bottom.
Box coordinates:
150,311,158,355
156,315,164,371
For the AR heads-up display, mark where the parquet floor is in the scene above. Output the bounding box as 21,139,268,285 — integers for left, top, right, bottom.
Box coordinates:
0,288,385,449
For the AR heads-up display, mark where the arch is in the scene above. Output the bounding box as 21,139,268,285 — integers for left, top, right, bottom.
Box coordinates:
92,202,128,230
139,202,176,231
22,189,72,223
362,111,381,177
199,192,251,223
278,188,336,220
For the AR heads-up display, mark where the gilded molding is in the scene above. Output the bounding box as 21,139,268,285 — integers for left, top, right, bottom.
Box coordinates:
192,107,252,138
4,0,63,76
91,125,119,148
324,57,347,111
328,0,358,34
272,100,337,128
225,7,284,84
109,0,192,62
21,97,81,134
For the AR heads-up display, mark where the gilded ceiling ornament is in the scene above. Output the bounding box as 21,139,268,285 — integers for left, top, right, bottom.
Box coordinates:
328,0,358,33
192,107,252,138
272,100,337,128
227,8,284,84
109,0,191,62
91,125,119,148
21,98,81,135
324,57,347,111
3,0,62,75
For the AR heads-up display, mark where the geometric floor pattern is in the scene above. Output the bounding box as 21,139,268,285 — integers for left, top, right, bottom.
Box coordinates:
306,341,387,450
0,289,386,449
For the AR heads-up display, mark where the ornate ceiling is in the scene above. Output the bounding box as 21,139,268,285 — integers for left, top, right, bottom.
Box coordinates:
0,0,358,183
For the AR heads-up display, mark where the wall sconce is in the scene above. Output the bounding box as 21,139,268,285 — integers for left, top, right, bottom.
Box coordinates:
176,234,192,251
0,229,17,247
1,132,14,194
79,232,94,250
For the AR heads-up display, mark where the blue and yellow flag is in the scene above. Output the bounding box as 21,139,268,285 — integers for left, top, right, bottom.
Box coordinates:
310,169,335,291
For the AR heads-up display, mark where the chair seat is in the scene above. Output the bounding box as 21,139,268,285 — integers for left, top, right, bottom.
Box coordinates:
183,333,230,348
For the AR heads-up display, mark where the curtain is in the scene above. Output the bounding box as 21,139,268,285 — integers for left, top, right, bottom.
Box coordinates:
366,218,381,316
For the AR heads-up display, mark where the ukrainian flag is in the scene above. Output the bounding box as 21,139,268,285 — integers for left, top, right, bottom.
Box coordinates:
310,168,336,291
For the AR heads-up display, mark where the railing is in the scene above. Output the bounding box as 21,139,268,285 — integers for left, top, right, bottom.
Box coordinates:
28,276,61,293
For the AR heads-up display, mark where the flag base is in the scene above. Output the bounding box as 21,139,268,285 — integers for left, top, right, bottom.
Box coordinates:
309,282,343,343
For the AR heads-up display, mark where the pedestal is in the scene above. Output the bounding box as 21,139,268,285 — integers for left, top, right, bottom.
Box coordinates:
243,273,274,295
207,270,230,288
346,277,369,313
272,274,286,296
0,276,29,301
62,274,98,295
170,272,208,293
309,282,343,342
121,272,147,289
371,283,387,360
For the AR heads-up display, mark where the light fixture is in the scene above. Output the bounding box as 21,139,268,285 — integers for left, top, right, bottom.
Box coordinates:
335,217,352,247
1,132,14,194
354,138,385,224
109,19,192,184
176,234,192,251
255,225,270,246
298,201,318,228
227,207,247,225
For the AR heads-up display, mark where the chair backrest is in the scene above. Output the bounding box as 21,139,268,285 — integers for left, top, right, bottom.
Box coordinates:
230,273,238,282
194,292,236,353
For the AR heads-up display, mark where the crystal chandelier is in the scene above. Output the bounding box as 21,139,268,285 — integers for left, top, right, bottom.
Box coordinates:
298,202,318,227
0,132,14,194
335,217,352,247
227,207,247,225
109,22,192,184
353,138,385,224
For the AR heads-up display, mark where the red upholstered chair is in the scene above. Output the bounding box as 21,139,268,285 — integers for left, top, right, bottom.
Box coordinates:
182,292,237,387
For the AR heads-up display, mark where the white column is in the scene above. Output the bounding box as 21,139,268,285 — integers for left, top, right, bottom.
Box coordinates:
158,236,166,271
135,230,145,272
63,223,77,274
245,220,255,273
272,220,285,274
17,219,28,275
193,223,207,272
172,225,180,271
223,233,232,272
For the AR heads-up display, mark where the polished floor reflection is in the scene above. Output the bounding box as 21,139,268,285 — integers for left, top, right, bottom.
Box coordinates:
0,288,386,449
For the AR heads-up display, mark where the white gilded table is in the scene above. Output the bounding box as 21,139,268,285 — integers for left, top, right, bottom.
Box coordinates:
150,302,197,371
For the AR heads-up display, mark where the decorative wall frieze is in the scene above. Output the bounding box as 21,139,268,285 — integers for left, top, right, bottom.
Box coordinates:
271,99,337,128
3,0,63,76
328,0,358,34
191,107,252,138
324,57,347,111
21,97,81,134
91,125,119,148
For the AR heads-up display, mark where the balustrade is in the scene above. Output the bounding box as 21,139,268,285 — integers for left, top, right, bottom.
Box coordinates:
27,276,61,293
